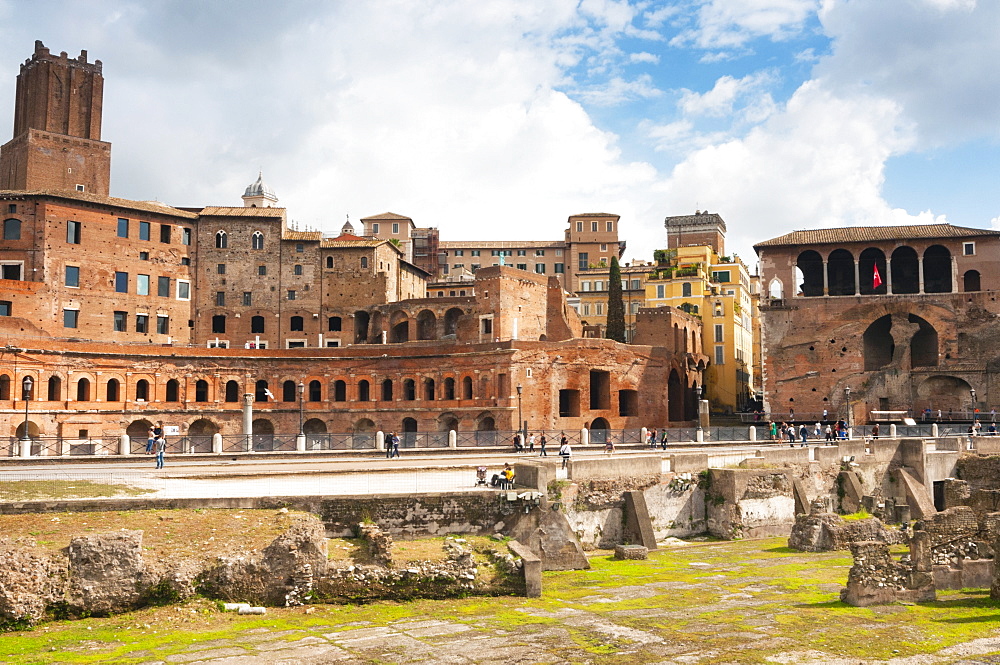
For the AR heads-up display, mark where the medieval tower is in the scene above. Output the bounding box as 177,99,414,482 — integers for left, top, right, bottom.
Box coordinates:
0,40,110,196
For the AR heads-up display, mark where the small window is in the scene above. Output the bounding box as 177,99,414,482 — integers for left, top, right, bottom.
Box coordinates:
135,314,148,333
66,220,81,244
715,346,725,365
139,251,149,260
158,276,170,297
176,280,191,300
361,257,368,269
75,184,85,192
181,228,191,245
212,314,226,333
535,264,546,274
454,249,464,256
116,218,129,238
64,309,79,328
6,204,14,214
372,223,380,234
0,262,21,280
714,324,724,343
578,252,588,270
656,284,665,298
258,265,266,276
65,265,80,287
287,290,296,301
596,303,604,315
600,244,607,252
328,316,342,332
576,221,583,232
251,231,264,250
296,243,304,253
535,249,545,256
294,264,303,275
137,274,150,295
139,221,150,241
516,263,527,270
160,224,171,243
114,271,128,293
392,223,399,234
216,231,228,248
180,257,190,266
217,263,226,275
251,315,265,333
290,315,304,331
471,250,480,257
964,242,976,256
606,221,613,232
156,315,169,335
554,263,564,273
682,282,692,298
0,300,10,316
113,311,127,332
326,256,334,268
215,291,225,306
481,317,493,334
517,249,526,256
242,292,252,306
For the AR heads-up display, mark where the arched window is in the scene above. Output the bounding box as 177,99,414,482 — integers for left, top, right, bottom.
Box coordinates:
403,379,416,400
251,231,264,250
76,378,91,401
290,316,304,331
308,380,321,402
255,380,270,402
768,278,783,300
827,249,856,296
964,270,981,292
283,380,297,402
858,248,887,295
212,315,226,334
361,256,368,269
165,379,179,402
195,380,209,402
3,218,20,240
328,316,342,332
251,315,265,333
215,230,228,248
225,380,239,402
326,256,334,269
923,245,952,293
333,380,347,402
358,379,370,401
682,282,692,298
890,246,919,294
0,374,8,400
424,378,435,400
135,379,149,401
462,376,473,399
444,377,456,400
106,378,120,402
381,379,393,401
795,250,824,297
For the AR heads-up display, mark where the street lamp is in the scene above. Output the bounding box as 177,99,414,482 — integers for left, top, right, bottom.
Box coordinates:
844,386,852,431
298,381,305,436
696,384,705,435
970,388,977,419
21,375,32,442
516,384,523,440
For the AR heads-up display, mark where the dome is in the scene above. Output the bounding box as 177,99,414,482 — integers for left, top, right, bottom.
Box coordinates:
243,172,276,199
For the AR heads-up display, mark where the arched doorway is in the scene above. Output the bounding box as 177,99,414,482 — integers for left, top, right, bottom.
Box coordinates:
590,417,610,445
890,246,919,294
354,311,370,343
401,417,418,448
916,376,972,415
444,308,463,337
964,270,981,292
252,418,275,451
416,309,437,340
858,248,887,295
923,245,952,293
188,418,218,453
668,370,684,422
827,249,855,296
795,250,823,297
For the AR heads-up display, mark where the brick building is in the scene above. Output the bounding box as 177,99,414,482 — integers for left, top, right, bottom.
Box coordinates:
755,224,1000,422
0,41,704,442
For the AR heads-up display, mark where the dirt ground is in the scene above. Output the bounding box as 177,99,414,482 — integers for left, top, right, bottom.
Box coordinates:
1,510,1000,664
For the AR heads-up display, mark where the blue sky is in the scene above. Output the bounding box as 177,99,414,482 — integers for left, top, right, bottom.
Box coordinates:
1,0,997,269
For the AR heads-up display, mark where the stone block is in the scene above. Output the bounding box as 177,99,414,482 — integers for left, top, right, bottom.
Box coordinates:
508,540,542,598
614,544,648,560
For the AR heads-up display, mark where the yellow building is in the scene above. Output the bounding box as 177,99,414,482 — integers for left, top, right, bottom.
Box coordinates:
643,212,757,413
575,261,655,341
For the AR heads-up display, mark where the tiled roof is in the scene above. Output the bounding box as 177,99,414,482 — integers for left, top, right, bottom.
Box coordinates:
360,212,413,221
319,236,383,248
0,189,200,219
282,229,322,241
665,212,727,232
199,206,286,218
754,224,1000,249
569,212,619,218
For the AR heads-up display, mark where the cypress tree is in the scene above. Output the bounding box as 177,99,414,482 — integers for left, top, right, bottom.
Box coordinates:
606,256,627,342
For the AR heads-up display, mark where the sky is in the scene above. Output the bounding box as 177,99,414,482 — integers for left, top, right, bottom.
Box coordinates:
1,0,999,270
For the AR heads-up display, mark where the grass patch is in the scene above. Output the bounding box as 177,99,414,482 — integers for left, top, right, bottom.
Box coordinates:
0,480,153,502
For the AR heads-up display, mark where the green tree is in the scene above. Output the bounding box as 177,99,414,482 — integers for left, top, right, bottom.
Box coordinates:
606,256,627,342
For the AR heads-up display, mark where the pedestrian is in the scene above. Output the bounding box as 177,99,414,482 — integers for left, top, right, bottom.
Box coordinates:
153,421,164,439
769,421,777,441
992,409,997,423
937,409,942,421
513,432,523,453
388,431,400,458
648,428,657,448
145,426,155,455
825,423,834,443
604,438,615,454
528,433,536,453
871,423,880,440
822,408,828,421
786,424,796,446
813,422,822,439
559,436,572,469
385,432,395,459
154,435,166,469
538,434,547,456
660,428,668,450
799,424,807,446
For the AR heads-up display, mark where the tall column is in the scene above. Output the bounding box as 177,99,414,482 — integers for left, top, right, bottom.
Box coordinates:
822,261,829,295
885,259,893,295
917,258,925,293
242,393,254,452
952,256,959,293
853,260,860,296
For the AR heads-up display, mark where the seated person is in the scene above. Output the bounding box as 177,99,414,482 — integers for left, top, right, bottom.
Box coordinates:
502,463,515,488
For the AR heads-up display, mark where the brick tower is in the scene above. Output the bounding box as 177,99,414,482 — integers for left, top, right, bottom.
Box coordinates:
0,40,111,196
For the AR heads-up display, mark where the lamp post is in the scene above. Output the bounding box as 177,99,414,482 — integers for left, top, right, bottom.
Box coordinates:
516,384,523,440
298,381,305,436
970,388,977,420
20,375,32,443
844,386,852,435
696,384,705,439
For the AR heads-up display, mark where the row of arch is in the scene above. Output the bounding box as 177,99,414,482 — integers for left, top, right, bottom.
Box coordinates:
792,245,971,297
0,373,491,404
215,230,265,250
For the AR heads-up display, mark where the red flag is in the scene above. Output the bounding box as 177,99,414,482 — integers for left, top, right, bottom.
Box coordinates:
873,264,883,289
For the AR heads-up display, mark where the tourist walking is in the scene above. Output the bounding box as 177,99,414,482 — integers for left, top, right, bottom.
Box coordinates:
799,424,808,446
660,429,668,450
385,432,395,459
145,426,155,454
559,436,572,469
871,423,880,440
538,434,547,456
825,423,834,443
154,435,166,469
387,432,400,458
527,433,536,453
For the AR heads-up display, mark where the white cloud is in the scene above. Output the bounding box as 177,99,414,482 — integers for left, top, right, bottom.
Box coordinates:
573,73,664,106
672,0,819,49
678,71,777,118
629,51,660,63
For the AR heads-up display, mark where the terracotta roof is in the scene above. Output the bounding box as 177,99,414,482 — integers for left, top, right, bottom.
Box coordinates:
330,233,365,241
199,206,286,218
359,212,413,221
754,224,1000,250
319,237,382,248
0,189,199,219
568,212,620,218
282,229,322,241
